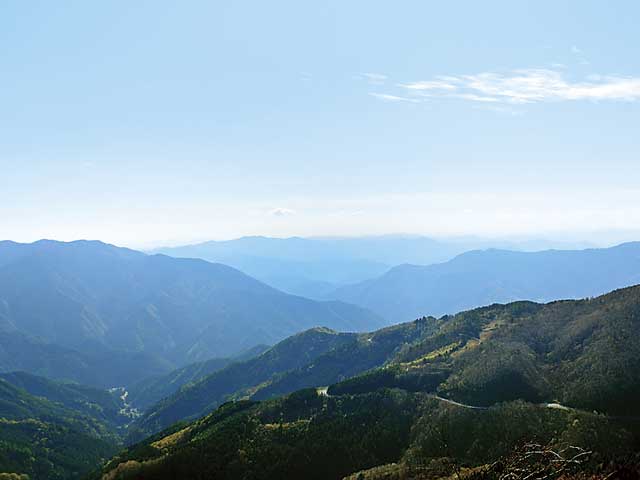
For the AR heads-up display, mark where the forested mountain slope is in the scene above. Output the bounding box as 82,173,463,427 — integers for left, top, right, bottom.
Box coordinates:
127,327,360,442
329,242,640,321
127,344,270,410
0,375,122,480
100,390,639,480
0,240,383,385
0,371,129,429
0,330,174,388
116,284,640,477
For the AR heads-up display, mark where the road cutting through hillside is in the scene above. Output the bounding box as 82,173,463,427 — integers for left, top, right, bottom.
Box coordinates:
314,387,640,420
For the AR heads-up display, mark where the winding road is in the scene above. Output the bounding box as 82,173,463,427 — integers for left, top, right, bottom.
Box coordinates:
315,387,640,420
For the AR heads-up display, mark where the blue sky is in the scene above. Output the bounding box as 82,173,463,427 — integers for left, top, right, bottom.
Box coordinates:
2,1,639,247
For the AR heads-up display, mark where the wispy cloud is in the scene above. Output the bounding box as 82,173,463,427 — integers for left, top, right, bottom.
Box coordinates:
361,72,388,85
268,208,296,217
399,79,457,92
452,93,501,103
369,92,419,103
388,69,640,105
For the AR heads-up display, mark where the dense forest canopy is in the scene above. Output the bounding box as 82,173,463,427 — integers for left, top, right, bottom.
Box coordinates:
97,285,640,479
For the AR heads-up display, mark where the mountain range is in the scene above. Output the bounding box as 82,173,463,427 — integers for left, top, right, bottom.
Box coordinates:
2,237,640,479
0,240,383,386
154,237,640,325
328,242,640,322
126,283,640,442
152,235,594,298
97,284,640,480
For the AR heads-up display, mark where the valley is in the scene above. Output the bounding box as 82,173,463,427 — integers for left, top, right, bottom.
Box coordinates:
1,241,640,479
97,285,640,478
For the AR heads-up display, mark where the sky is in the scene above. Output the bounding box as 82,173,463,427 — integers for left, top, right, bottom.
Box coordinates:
1,0,639,248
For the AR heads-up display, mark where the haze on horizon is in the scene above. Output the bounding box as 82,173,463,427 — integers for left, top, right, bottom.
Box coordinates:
1,1,639,248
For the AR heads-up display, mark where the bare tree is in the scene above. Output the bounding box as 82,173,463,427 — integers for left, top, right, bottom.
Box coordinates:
491,443,592,480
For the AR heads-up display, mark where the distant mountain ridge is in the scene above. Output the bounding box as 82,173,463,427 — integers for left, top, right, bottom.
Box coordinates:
152,235,592,298
328,242,640,322
0,240,383,386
